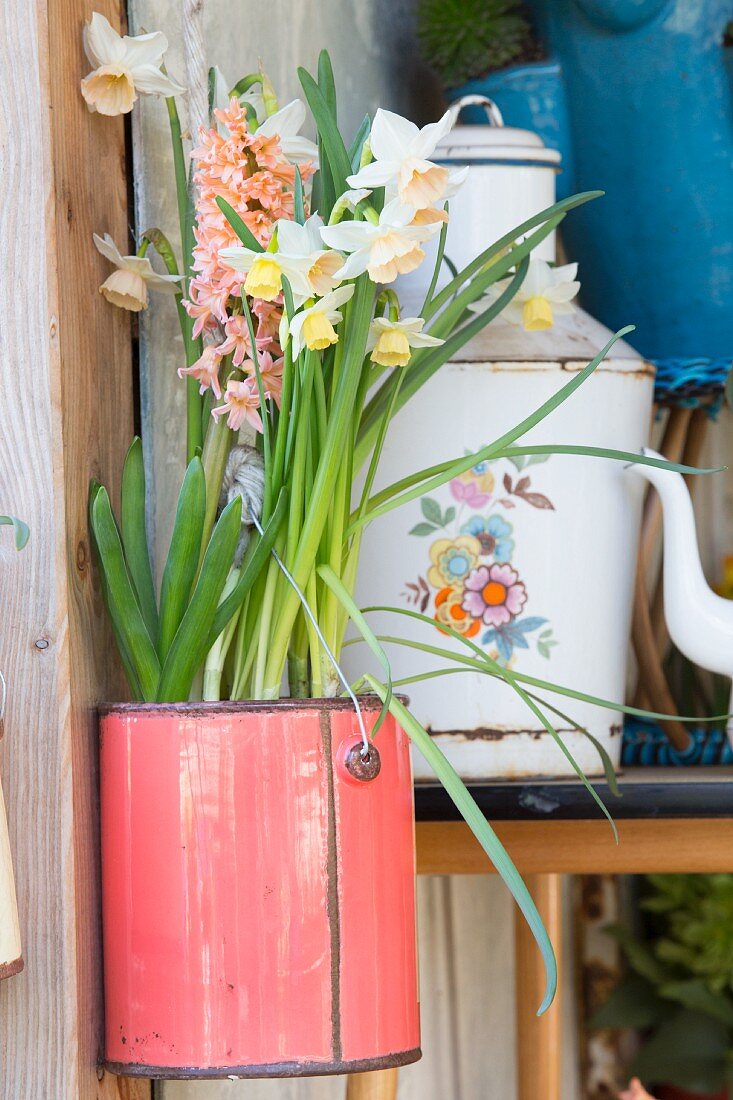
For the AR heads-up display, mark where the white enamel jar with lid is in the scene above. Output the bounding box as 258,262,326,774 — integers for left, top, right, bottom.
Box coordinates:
397,96,561,311
348,108,654,781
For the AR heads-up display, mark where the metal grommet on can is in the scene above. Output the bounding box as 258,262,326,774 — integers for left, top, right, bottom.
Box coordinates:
343,741,381,783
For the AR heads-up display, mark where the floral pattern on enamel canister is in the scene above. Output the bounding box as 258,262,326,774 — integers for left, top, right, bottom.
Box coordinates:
404,454,558,664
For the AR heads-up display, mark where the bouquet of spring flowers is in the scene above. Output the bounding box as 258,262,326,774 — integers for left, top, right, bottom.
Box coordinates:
82,13,706,1011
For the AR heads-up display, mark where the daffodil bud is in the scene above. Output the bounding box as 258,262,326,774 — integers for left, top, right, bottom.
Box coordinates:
100,269,148,312
244,257,283,301
303,311,338,351
522,296,554,331
370,329,411,368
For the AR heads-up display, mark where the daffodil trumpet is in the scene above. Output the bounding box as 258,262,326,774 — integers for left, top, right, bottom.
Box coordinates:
85,30,683,1017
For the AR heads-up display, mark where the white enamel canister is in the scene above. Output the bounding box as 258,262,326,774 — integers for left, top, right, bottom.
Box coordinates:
349,104,654,780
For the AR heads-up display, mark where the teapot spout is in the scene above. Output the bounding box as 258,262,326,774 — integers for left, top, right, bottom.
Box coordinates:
629,449,733,743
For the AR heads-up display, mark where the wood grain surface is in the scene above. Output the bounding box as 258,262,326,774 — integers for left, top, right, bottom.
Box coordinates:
0,0,147,1096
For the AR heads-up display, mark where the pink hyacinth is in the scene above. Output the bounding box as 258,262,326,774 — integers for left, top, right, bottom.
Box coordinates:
217,314,272,366
244,350,285,408
461,562,527,627
211,377,263,433
178,345,223,398
183,97,313,356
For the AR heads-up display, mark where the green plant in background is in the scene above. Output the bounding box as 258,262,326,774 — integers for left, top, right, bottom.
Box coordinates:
592,875,733,1094
417,0,535,88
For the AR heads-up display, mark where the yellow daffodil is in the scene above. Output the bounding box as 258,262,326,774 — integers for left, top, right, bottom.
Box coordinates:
218,245,313,304
367,316,444,368
469,258,580,332
286,286,355,358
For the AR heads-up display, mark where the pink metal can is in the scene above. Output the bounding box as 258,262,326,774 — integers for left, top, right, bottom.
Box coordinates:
100,699,420,1078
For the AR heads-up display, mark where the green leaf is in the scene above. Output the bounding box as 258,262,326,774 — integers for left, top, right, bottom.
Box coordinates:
318,565,392,736
158,457,206,663
659,979,733,1027
443,506,456,525
156,496,242,702
425,190,603,319
589,973,670,1030
205,487,288,645
294,166,306,225
0,514,29,551
216,196,263,253
121,438,158,644
89,483,161,701
366,680,557,1015
409,522,438,536
317,49,337,116
630,1009,729,1094
348,114,371,172
298,66,352,196
421,496,443,525
499,445,722,475
604,924,670,984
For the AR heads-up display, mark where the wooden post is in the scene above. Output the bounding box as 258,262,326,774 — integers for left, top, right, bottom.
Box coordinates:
0,0,148,1096
515,874,563,1100
346,1069,399,1100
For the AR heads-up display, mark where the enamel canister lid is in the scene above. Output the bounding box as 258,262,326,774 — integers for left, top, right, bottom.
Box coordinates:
435,95,561,167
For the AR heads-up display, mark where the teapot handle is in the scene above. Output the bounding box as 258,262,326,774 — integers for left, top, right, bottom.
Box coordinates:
449,94,504,128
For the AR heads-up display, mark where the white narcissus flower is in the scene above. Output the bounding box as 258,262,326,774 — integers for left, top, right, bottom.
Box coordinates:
81,12,185,116
256,100,319,165
286,286,356,358
93,233,181,312
367,316,444,368
320,199,441,284
275,216,343,298
347,108,468,211
218,245,313,304
470,258,581,332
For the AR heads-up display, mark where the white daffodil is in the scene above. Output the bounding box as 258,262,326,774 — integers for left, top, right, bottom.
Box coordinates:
80,12,185,116
320,199,441,284
367,316,444,368
286,286,356,358
471,258,580,332
347,108,468,211
256,100,319,164
93,233,181,311
218,245,313,303
275,216,343,299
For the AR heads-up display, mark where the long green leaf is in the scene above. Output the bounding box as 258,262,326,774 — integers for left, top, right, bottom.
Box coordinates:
216,196,263,253
205,487,288,645
157,496,242,701
365,678,557,1015
348,114,371,172
0,514,29,551
318,564,392,735
89,484,161,701
425,190,603,320
365,628,730,724
298,67,352,195
498,445,722,475
121,438,158,644
158,457,206,662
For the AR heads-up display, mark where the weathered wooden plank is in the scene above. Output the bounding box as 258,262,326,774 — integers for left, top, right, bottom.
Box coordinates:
0,0,147,1095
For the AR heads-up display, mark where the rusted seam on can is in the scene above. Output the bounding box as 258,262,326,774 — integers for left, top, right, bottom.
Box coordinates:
321,708,342,1063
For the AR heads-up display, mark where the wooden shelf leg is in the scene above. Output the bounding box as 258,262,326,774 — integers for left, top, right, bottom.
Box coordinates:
515,873,563,1100
346,1068,399,1100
